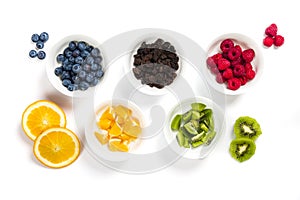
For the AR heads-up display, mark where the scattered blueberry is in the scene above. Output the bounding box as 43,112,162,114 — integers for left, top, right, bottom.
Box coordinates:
31,34,39,43
37,51,46,60
56,54,65,63
29,50,37,58
62,79,71,87
39,32,49,42
36,41,44,49
72,64,81,74
54,67,63,76
68,41,77,51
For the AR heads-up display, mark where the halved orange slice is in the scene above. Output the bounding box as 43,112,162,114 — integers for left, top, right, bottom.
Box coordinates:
33,127,80,168
22,100,66,141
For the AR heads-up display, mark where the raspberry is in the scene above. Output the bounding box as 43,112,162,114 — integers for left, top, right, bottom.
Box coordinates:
228,46,242,61
234,45,242,53
274,35,284,47
263,36,274,47
244,63,253,71
220,39,234,53
216,73,225,84
212,53,223,63
222,68,233,80
227,78,241,90
233,64,245,77
242,49,255,63
239,76,248,86
217,58,231,71
206,57,216,68
246,69,256,80
210,66,220,75
265,23,278,37
231,56,243,67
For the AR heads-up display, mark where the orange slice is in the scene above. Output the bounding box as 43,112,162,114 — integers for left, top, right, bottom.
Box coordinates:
33,127,80,168
22,100,67,141
94,131,108,145
109,138,129,152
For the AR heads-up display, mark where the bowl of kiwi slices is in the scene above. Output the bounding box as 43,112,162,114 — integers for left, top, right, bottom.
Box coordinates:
164,96,226,159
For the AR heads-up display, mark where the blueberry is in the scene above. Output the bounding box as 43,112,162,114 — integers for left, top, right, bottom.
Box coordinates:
64,48,72,58
90,78,99,87
86,56,94,65
67,84,76,91
61,71,71,80
29,50,37,58
77,41,87,51
86,45,94,52
91,63,99,71
83,64,91,72
56,54,65,63
78,70,86,79
37,51,46,60
91,48,100,57
36,41,44,49
31,34,39,43
39,32,49,42
72,64,81,74
63,64,72,71
95,69,104,78
94,56,102,64
80,50,90,58
68,56,75,63
79,81,89,91
86,73,94,83
68,41,77,51
62,79,71,87
75,56,83,64
72,49,80,57
54,66,63,76
72,76,81,84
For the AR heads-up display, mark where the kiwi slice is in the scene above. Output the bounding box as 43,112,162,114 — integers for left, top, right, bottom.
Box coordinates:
229,138,256,162
234,116,262,141
171,114,182,131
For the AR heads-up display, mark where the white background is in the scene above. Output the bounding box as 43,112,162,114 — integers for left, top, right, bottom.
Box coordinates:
1,0,300,199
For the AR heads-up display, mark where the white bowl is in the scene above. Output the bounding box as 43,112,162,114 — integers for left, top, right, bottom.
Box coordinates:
205,33,263,95
84,99,145,162
46,34,105,98
126,34,182,96
164,96,226,159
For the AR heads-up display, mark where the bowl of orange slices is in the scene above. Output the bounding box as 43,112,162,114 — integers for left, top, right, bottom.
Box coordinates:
84,99,145,162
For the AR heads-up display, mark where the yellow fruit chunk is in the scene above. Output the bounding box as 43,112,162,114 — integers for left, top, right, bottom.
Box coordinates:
109,123,122,136
33,127,80,168
112,105,132,119
123,118,141,138
98,118,113,130
109,138,129,152
22,100,67,141
94,131,108,145
100,107,114,121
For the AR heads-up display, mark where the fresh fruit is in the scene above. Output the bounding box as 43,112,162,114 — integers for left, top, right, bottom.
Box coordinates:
265,23,278,37
36,41,44,49
31,34,40,42
96,105,142,152
33,127,80,168
39,32,49,42
37,51,46,60
229,138,256,162
263,36,274,47
22,100,67,141
29,50,37,58
170,102,217,149
234,116,262,141
274,35,284,47
207,38,257,91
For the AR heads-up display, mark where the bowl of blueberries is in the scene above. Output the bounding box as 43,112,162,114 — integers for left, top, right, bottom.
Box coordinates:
46,35,105,98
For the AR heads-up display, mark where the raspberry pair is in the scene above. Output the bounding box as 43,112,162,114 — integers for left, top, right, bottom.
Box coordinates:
263,24,284,47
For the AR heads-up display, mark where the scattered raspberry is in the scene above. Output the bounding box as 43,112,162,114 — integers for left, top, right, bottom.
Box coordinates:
228,46,242,61
216,73,224,84
239,76,248,86
227,78,241,91
217,58,231,71
263,36,274,47
274,35,284,47
246,69,256,80
244,63,253,71
233,64,245,77
222,68,233,80
220,39,234,53
265,23,278,37
242,49,255,63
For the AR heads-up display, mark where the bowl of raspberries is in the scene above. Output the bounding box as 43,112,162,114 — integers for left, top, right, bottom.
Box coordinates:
205,33,263,95
47,35,105,98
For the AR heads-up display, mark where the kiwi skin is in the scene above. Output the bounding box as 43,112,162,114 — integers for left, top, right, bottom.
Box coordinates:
234,116,262,141
230,138,256,162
